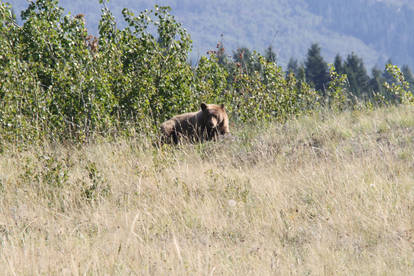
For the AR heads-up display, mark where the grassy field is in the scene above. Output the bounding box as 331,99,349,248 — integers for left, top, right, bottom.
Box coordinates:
0,105,413,275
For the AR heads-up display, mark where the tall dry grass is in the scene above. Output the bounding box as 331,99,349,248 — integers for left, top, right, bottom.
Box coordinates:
0,105,413,275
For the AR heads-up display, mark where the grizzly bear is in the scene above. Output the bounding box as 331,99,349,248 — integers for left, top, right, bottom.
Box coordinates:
160,103,230,144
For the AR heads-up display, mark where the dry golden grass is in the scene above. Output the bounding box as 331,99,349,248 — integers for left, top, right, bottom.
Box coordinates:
0,105,413,275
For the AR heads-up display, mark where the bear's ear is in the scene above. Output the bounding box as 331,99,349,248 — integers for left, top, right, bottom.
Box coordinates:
220,104,225,110
201,103,207,111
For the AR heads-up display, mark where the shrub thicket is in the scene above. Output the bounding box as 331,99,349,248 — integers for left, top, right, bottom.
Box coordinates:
0,0,412,144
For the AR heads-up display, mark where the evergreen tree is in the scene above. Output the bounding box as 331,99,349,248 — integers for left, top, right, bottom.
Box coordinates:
334,54,343,74
369,66,385,95
383,59,394,84
343,52,370,97
304,43,329,92
297,64,306,82
264,45,277,63
402,65,414,92
286,57,298,77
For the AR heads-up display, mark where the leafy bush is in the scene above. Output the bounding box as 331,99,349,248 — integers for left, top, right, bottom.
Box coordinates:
383,64,414,105
0,0,412,145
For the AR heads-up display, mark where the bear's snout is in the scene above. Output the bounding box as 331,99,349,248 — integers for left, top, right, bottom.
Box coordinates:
207,117,218,128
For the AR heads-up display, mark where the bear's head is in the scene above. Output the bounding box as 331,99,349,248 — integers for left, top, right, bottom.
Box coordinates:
200,103,230,136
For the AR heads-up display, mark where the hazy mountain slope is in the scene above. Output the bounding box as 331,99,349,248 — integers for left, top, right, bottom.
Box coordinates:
6,0,413,69
305,0,414,68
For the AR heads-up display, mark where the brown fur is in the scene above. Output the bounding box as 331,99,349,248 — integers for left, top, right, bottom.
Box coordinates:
161,103,230,144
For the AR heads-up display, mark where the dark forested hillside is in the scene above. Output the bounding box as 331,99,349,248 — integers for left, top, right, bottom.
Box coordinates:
6,0,414,69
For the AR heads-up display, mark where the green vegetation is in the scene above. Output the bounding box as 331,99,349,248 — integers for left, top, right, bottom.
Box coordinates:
1,0,413,145
0,0,316,144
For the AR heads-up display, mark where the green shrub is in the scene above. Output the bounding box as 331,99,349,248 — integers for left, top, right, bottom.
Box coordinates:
0,0,411,145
